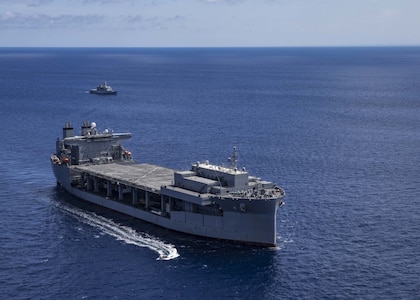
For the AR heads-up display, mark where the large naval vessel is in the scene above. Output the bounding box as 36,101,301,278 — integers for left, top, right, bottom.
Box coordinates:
51,121,285,246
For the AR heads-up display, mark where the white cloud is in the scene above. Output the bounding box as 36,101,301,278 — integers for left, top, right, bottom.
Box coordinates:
0,11,105,29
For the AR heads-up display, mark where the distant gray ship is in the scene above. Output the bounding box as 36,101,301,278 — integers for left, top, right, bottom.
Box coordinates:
89,82,117,95
51,121,285,246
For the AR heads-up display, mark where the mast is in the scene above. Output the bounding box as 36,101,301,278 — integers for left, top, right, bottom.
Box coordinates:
228,146,238,170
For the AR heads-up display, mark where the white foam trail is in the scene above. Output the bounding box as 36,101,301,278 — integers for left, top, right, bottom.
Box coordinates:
57,203,179,260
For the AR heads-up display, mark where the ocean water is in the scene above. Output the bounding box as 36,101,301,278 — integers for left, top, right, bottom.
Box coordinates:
0,47,419,299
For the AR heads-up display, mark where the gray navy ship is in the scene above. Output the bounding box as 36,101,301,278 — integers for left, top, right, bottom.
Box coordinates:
51,121,285,246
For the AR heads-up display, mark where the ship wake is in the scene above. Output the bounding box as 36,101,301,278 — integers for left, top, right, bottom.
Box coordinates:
57,202,179,260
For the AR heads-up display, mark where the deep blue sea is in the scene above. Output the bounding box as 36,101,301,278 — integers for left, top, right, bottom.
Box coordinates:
0,47,419,299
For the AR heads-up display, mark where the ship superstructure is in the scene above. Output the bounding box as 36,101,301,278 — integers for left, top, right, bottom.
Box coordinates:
51,121,285,246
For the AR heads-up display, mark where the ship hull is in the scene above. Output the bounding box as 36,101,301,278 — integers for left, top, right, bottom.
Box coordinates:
89,90,117,95
52,163,280,246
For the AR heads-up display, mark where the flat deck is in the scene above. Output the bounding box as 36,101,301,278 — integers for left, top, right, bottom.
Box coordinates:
71,163,175,192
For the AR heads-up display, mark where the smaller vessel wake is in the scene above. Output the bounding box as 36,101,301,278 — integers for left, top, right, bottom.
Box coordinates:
57,203,179,260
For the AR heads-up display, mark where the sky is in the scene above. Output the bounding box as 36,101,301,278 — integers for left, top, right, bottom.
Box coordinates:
1,0,419,47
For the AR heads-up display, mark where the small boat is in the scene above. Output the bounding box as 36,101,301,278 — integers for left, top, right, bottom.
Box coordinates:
89,82,117,95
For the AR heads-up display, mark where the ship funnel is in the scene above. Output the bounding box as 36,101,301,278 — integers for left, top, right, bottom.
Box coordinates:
81,120,91,136
63,121,74,138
